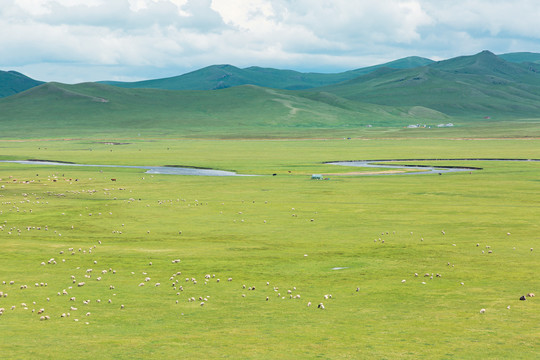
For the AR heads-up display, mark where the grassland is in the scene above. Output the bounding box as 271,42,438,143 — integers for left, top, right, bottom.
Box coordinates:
0,137,538,359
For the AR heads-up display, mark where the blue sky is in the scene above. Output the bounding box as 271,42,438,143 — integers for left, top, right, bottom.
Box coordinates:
1,0,539,83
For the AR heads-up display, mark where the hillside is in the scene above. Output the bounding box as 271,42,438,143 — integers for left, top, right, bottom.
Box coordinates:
100,56,433,91
0,70,43,98
317,51,540,117
499,52,540,64
0,81,433,138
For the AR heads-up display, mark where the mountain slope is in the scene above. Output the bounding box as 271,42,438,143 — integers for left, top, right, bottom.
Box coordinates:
0,70,43,98
0,81,432,138
499,52,540,64
317,51,540,117
100,56,433,91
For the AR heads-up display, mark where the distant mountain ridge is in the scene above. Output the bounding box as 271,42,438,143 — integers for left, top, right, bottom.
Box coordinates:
316,50,540,116
1,51,540,98
100,56,435,91
0,70,43,98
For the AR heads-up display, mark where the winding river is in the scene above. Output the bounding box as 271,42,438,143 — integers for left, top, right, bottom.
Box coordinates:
0,159,538,176
0,160,247,176
327,159,539,175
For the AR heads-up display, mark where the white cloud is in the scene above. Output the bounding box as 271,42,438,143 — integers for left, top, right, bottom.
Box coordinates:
0,0,538,83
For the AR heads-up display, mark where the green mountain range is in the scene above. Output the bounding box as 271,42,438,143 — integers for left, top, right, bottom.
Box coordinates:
100,56,434,91
1,51,540,138
316,50,540,117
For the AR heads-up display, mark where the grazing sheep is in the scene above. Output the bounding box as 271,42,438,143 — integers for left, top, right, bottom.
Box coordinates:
520,296,527,301
121,305,124,309
318,303,325,309
480,309,486,314
77,282,85,287
527,293,535,297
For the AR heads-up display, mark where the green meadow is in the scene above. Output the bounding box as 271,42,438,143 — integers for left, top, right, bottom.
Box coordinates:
0,137,538,359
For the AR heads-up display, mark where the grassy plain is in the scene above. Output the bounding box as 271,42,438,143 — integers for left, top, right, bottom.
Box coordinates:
0,137,539,359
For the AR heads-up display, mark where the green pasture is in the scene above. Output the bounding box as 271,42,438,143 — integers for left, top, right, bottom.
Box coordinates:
0,138,539,359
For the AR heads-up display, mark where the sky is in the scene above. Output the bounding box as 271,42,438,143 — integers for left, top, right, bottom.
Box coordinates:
1,0,540,83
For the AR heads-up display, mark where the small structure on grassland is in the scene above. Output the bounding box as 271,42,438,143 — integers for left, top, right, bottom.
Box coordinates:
311,174,323,180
